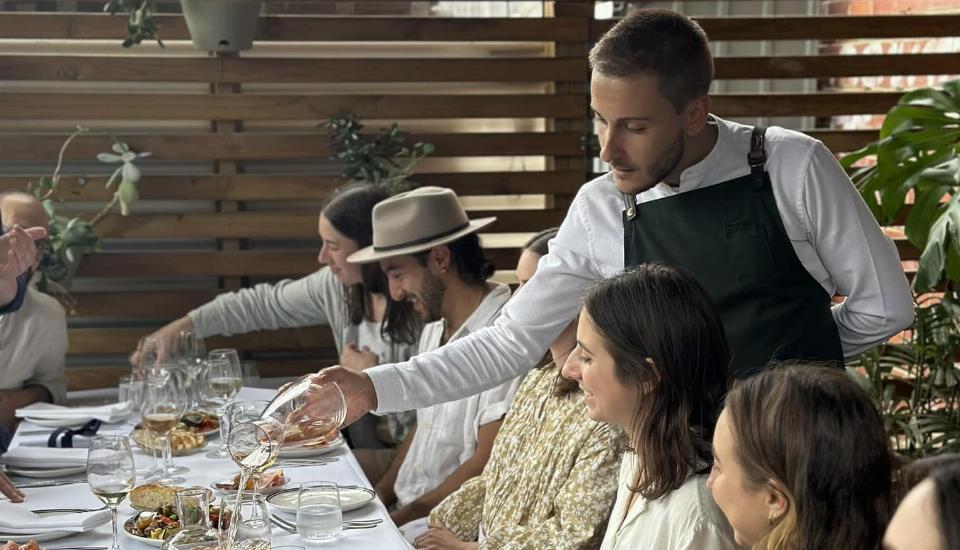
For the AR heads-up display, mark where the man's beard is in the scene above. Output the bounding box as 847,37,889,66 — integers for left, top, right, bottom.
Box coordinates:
647,130,685,187
416,271,446,323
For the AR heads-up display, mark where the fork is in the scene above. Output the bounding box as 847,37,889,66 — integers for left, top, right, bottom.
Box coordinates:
15,480,86,489
31,506,107,514
270,514,382,532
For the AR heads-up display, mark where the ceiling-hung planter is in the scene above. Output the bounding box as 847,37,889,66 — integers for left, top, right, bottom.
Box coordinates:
180,0,263,53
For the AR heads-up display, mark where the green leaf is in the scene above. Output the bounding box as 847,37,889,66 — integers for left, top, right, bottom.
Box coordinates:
915,210,950,291
906,185,950,249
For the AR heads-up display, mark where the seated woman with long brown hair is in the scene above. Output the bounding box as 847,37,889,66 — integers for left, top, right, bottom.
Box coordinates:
561,263,739,549
707,364,893,550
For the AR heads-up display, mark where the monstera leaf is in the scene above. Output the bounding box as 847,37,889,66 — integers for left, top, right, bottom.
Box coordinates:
842,79,960,291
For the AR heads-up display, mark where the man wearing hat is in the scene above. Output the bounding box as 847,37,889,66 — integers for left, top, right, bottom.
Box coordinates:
348,186,521,532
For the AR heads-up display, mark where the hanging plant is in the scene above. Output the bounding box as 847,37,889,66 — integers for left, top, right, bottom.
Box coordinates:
27,126,149,303
103,0,164,48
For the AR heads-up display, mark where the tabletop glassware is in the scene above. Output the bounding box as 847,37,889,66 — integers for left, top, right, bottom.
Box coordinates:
227,417,284,497
87,435,135,550
176,330,207,412
162,487,220,550
202,349,243,458
141,364,188,483
296,481,342,542
219,492,271,550
261,376,346,449
117,374,143,419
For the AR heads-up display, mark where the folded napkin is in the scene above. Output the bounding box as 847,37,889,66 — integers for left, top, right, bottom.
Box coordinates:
0,446,88,468
0,502,110,534
15,402,128,423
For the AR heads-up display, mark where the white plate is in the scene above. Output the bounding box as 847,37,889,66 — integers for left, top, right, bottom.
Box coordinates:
266,485,376,514
123,512,177,547
277,435,345,458
4,464,86,478
210,473,290,495
22,416,89,428
0,510,110,543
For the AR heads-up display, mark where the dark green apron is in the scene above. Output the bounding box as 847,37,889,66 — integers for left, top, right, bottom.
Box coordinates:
623,126,843,377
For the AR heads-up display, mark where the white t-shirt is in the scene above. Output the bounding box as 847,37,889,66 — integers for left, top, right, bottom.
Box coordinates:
394,283,521,507
0,288,67,404
601,456,741,550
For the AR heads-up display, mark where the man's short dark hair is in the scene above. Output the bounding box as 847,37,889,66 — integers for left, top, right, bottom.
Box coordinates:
415,233,495,286
589,9,713,113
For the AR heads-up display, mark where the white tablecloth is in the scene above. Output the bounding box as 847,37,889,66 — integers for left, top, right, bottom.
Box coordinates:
5,387,411,549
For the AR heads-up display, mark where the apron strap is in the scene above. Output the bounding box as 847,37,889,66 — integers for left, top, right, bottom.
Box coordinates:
748,126,767,188
621,191,637,221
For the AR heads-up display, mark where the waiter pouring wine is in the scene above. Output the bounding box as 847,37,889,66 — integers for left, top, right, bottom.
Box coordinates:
314,9,914,423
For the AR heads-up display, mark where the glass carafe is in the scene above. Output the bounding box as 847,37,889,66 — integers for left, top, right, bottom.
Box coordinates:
162,487,219,550
261,376,346,449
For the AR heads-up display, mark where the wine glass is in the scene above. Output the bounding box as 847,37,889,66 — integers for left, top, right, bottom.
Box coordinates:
228,417,284,496
261,376,346,449
136,335,163,373
87,435,135,550
141,364,187,483
201,349,243,458
219,492,272,550
176,330,207,412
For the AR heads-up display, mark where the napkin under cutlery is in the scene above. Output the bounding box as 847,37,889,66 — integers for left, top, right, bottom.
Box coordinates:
0,502,109,534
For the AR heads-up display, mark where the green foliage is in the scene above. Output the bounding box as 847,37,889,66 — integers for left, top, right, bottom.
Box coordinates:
841,79,960,292
103,0,164,48
851,296,960,458
325,113,434,194
25,127,147,299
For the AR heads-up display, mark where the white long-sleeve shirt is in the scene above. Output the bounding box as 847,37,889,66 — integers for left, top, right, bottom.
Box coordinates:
368,115,915,413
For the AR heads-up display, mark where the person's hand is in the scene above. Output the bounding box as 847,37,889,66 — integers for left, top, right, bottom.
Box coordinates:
312,366,378,428
129,316,194,366
0,226,46,277
413,527,475,550
0,472,25,503
340,343,379,372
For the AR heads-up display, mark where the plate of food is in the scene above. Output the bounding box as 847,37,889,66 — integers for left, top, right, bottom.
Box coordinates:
123,504,223,547
210,469,288,495
131,428,206,456
278,434,345,458
179,411,220,437
266,485,375,514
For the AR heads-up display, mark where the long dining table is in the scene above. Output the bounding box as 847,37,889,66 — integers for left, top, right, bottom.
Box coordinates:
4,387,411,549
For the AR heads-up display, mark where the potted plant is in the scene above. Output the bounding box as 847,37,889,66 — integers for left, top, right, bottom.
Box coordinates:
325,113,435,194
27,126,148,305
104,0,262,52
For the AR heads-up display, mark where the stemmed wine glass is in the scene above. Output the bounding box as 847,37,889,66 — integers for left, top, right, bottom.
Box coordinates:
141,364,188,483
87,435,136,550
222,417,283,550
261,375,346,449
202,349,243,458
176,329,207,412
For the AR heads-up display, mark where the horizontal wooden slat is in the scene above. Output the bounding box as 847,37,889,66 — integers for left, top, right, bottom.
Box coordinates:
0,14,589,41
0,171,586,200
711,92,900,117
0,92,899,121
90,210,565,238
593,15,960,41
0,93,585,120
0,55,588,83
76,248,523,277
68,291,217,317
715,53,960,80
805,130,878,153
0,132,583,160
66,359,334,390
68,326,336,354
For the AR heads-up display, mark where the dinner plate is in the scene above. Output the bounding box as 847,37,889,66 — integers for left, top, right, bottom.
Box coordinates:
266,485,376,514
210,473,290,495
0,510,110,543
277,435,345,458
21,416,89,428
4,464,86,478
123,511,176,547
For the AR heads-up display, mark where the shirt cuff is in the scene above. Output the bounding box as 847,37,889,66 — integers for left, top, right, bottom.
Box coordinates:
366,363,406,414
0,274,28,315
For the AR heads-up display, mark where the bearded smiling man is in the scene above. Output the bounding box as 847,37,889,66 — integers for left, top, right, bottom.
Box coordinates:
314,9,914,444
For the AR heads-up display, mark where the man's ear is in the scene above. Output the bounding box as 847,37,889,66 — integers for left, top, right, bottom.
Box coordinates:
683,95,711,137
430,245,452,275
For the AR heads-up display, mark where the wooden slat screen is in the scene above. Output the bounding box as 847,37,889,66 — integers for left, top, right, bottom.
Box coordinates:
0,0,947,389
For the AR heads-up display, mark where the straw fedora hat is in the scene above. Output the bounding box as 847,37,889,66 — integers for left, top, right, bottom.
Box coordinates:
348,186,496,264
